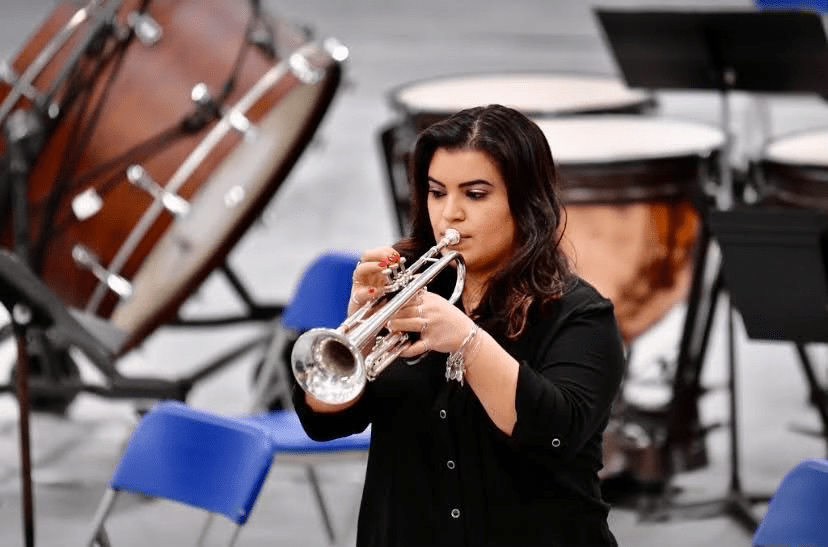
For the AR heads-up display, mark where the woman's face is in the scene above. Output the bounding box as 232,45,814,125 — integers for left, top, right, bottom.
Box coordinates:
426,147,517,280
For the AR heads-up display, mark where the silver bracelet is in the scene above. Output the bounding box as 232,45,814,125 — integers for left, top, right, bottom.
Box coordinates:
445,324,479,386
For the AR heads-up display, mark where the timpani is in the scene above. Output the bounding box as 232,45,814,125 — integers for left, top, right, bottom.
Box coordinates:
536,115,725,343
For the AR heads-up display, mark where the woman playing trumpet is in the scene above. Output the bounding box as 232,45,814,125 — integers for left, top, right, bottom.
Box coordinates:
293,104,625,546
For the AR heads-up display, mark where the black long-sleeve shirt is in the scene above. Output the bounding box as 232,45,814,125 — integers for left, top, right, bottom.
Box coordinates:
294,277,625,546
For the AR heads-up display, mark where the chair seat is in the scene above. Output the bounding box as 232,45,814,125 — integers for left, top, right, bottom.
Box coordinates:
245,410,371,454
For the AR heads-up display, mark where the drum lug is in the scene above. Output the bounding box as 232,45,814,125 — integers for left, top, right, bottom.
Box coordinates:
71,244,133,299
228,110,257,140
126,165,190,216
190,82,213,106
71,187,104,220
288,38,347,84
323,37,350,63
288,52,324,84
126,11,163,47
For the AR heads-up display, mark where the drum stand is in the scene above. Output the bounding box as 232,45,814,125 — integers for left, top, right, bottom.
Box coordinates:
596,7,828,534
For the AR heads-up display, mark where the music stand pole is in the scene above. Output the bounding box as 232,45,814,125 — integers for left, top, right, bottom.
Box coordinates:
11,304,35,547
717,74,735,210
3,107,45,547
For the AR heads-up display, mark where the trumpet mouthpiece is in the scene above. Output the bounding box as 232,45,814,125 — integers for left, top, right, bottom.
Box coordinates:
444,228,460,245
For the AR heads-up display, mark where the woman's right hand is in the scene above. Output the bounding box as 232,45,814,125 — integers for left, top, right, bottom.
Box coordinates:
348,246,401,315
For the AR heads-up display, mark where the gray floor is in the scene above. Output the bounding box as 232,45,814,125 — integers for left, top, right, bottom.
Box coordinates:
2,0,828,545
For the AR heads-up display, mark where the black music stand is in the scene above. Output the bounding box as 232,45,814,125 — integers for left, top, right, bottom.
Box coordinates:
594,8,828,534
710,206,828,432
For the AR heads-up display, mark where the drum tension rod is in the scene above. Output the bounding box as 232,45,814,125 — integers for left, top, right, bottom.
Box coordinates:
126,164,190,216
71,244,132,299
189,82,256,139
126,11,162,47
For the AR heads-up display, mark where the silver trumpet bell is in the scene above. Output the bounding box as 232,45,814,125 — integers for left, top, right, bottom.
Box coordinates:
291,229,466,404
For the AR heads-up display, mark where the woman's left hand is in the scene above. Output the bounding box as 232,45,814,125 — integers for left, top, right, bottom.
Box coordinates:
389,289,475,358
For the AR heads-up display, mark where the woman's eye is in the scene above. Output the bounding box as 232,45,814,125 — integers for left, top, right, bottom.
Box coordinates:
428,188,445,198
467,191,487,200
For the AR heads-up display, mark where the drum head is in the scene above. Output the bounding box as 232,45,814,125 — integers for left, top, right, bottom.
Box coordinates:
389,72,654,128
763,128,828,167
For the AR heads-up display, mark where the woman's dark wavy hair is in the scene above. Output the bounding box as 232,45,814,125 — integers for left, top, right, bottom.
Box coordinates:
395,104,574,341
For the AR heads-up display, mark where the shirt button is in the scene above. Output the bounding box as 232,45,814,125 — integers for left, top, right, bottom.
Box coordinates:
551,438,561,448
446,460,456,470
439,409,447,419
450,508,461,519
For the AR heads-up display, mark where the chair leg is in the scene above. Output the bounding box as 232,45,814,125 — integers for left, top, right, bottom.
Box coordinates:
84,489,118,547
305,465,337,544
92,527,112,547
226,524,243,547
196,513,214,547
251,325,293,412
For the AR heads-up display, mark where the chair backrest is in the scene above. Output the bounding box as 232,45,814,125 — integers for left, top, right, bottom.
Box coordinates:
111,401,274,524
752,458,828,547
280,252,360,331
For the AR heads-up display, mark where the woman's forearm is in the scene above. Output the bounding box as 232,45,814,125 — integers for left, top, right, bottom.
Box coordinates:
463,328,519,435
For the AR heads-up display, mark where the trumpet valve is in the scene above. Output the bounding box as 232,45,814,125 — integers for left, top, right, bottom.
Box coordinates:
365,331,409,380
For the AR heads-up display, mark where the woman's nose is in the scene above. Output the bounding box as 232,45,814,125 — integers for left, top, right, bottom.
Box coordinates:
443,194,464,221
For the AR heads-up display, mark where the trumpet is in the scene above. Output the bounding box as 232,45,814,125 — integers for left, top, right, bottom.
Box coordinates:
291,229,466,404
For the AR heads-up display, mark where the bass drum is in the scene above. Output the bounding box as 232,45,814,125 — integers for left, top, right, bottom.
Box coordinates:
380,72,655,234
0,0,347,352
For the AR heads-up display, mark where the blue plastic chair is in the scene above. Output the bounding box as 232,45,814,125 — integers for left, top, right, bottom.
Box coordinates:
252,251,360,411
755,0,828,12
84,401,274,547
248,252,368,543
752,458,828,547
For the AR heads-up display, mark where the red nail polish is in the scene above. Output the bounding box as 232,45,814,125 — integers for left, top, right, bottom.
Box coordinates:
379,261,388,268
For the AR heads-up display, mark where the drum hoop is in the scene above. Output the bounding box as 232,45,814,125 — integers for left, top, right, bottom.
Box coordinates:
0,3,95,123
557,149,720,170
561,181,701,203
85,40,329,313
386,70,655,118
559,153,716,203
